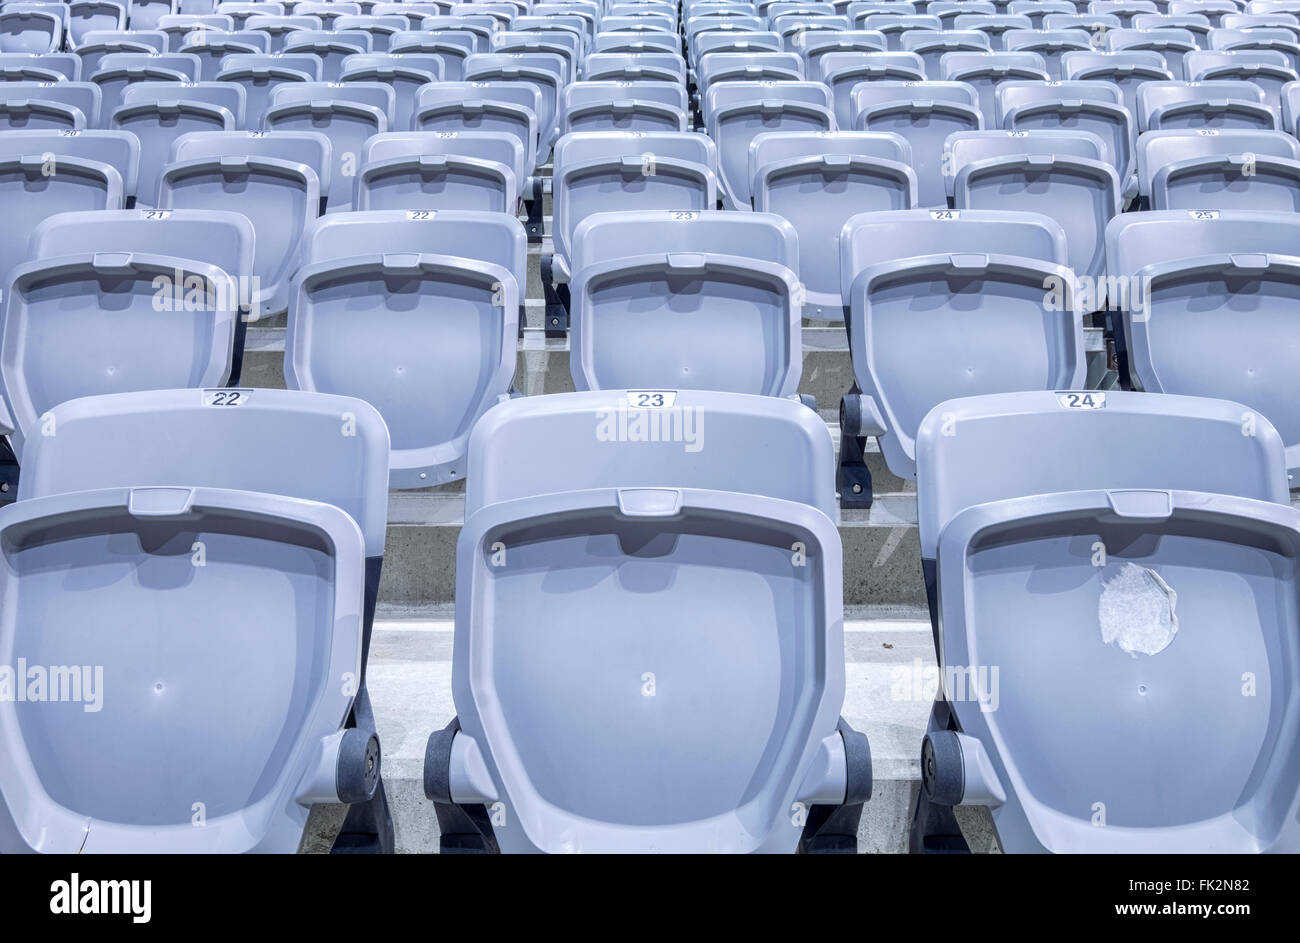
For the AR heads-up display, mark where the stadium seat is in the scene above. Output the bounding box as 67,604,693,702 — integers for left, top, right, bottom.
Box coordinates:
583,50,688,83
113,82,238,205
356,130,521,213
0,51,78,82
1137,128,1300,209
912,388,1300,854
901,28,991,78
1107,208,1300,477
951,12,1034,50
1285,79,1300,132
751,130,917,317
217,55,315,128
947,129,1119,277
997,79,1135,191
860,13,943,49
164,129,330,318
1185,48,1299,112
91,51,201,122
1210,26,1300,73
0,127,139,201
567,210,803,398
338,53,442,132
1002,27,1090,79
940,50,1050,123
855,81,983,207
388,28,474,80
266,82,393,210
559,79,688,133
129,0,181,31
0,9,62,53
0,207,243,454
463,52,567,156
1008,0,1076,28
705,80,835,208
68,1,127,48
819,50,926,127
0,385,385,852
801,29,888,80
1136,79,1276,131
283,33,371,83
0,82,100,129
1104,26,1198,79
243,14,322,53
424,388,871,854
285,209,525,488
839,208,1082,489
414,82,540,174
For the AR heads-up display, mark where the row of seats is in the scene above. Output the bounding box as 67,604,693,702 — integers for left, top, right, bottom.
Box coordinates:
2,0,1299,855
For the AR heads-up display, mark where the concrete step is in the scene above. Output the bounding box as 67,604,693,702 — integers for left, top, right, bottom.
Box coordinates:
301,612,1001,854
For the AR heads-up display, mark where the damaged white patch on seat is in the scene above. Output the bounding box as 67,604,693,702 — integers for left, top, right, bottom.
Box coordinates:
1098,562,1179,657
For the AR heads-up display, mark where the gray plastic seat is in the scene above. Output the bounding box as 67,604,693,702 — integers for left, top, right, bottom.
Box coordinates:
113,83,238,205
492,29,581,81
243,14,322,53
1136,79,1276,131
1185,48,1300,112
841,209,1082,480
997,80,1135,187
590,29,680,55
0,52,74,83
331,14,409,53
0,81,101,128
389,29,475,80
940,50,1050,122
76,35,165,81
156,13,234,51
568,210,803,398
1138,128,1300,209
68,1,127,48
855,83,983,207
339,53,442,131
751,131,917,317
425,388,868,854
692,28,781,62
283,34,370,82
802,29,889,80
164,129,330,317
285,209,523,488
463,52,567,155
0,217,244,453
0,151,123,302
1009,0,1078,27
293,1,362,30
266,82,392,210
948,129,1120,277
550,131,717,285
0,480,371,852
0,127,139,203
217,56,315,128
357,130,520,212
414,81,539,172
559,80,687,133
1210,26,1300,73
1107,208,1300,477
1061,49,1176,119
697,50,804,100
859,13,943,49
705,80,836,208
0,10,62,53
130,0,182,31
901,29,992,79
582,50,687,84
1104,26,1197,78
932,2,996,29
1134,11,1214,42
1002,28,1092,80
819,50,927,126
951,12,1034,50
913,388,1300,853
91,51,201,121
